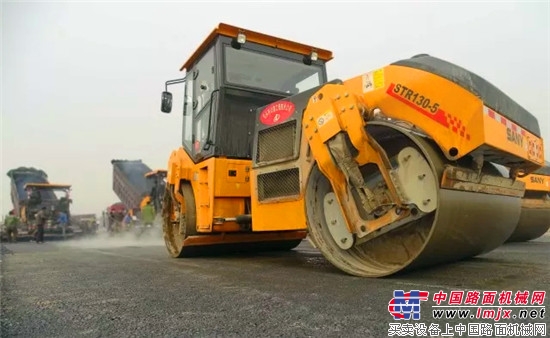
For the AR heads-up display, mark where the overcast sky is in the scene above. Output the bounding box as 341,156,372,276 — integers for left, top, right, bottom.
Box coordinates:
2,1,549,215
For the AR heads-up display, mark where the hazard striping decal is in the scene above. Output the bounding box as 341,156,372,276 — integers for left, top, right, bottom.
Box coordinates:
445,114,469,140
484,106,543,161
483,106,527,136
386,83,470,140
529,140,543,161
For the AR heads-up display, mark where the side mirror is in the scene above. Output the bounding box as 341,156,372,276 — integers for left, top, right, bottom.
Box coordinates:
161,91,173,113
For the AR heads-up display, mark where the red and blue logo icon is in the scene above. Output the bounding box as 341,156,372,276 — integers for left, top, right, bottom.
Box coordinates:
388,290,430,320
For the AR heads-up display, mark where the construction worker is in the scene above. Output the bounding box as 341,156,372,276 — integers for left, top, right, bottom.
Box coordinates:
34,207,47,243
4,210,20,243
107,211,115,233
57,211,68,239
141,201,155,228
122,212,133,230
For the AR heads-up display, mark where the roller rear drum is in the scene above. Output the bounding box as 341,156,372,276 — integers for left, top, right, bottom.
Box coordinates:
163,183,303,257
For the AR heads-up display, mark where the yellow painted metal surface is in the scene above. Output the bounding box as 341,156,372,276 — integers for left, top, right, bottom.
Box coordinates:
181,230,307,247
249,193,307,231
248,121,315,232
213,160,250,197
144,169,167,178
302,84,409,235
342,65,544,170
23,183,72,189
165,148,252,233
518,173,550,192
482,109,544,167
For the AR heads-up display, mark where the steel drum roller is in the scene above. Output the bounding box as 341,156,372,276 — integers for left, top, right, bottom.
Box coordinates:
506,203,550,242
306,123,521,277
489,165,550,243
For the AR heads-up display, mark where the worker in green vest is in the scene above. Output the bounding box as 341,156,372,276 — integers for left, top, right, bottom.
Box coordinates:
4,210,20,243
141,201,155,228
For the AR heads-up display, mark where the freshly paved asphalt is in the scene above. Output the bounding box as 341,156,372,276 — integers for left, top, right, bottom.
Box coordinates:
1,230,548,337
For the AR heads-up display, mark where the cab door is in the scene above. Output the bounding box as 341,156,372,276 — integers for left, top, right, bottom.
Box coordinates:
191,47,218,161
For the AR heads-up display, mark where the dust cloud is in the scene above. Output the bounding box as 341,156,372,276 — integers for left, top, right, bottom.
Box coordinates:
56,227,164,249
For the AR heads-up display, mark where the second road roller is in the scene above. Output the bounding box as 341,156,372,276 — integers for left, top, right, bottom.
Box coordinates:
158,23,546,277
508,162,550,242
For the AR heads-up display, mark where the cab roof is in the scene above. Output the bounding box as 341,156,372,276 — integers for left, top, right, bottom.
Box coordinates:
180,23,333,71
24,183,72,190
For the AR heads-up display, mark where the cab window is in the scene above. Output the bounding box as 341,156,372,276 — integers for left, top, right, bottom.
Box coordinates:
224,45,323,95
194,48,216,115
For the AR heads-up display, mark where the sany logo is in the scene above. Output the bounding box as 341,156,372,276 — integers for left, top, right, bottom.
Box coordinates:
388,290,430,320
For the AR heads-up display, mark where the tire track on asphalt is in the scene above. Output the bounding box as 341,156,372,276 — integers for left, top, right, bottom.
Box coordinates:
86,248,204,268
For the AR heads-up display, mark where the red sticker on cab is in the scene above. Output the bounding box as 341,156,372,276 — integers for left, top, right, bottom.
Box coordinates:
259,101,295,126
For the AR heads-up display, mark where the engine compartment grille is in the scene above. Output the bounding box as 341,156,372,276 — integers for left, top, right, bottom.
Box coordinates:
257,168,300,201
255,120,297,165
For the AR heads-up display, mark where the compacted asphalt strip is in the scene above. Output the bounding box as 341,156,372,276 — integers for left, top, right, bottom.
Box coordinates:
1,231,548,337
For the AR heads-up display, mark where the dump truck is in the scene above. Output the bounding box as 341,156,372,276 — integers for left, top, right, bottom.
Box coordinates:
6,167,73,235
158,23,545,277
507,162,550,242
111,160,166,215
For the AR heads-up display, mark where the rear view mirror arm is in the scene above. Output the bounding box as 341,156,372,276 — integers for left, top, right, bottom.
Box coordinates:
165,77,187,91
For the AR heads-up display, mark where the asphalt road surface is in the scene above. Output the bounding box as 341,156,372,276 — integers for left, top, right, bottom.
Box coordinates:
1,230,549,338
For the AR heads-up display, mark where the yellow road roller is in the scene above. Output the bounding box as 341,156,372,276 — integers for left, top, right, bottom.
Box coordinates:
507,162,550,242
159,23,545,277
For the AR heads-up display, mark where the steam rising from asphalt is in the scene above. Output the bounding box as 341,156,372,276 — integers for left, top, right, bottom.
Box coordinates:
56,227,164,249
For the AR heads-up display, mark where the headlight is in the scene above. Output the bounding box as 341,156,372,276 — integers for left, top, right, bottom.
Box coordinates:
310,51,318,61
237,33,246,44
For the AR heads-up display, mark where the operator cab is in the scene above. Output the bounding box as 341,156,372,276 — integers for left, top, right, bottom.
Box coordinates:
160,23,332,162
